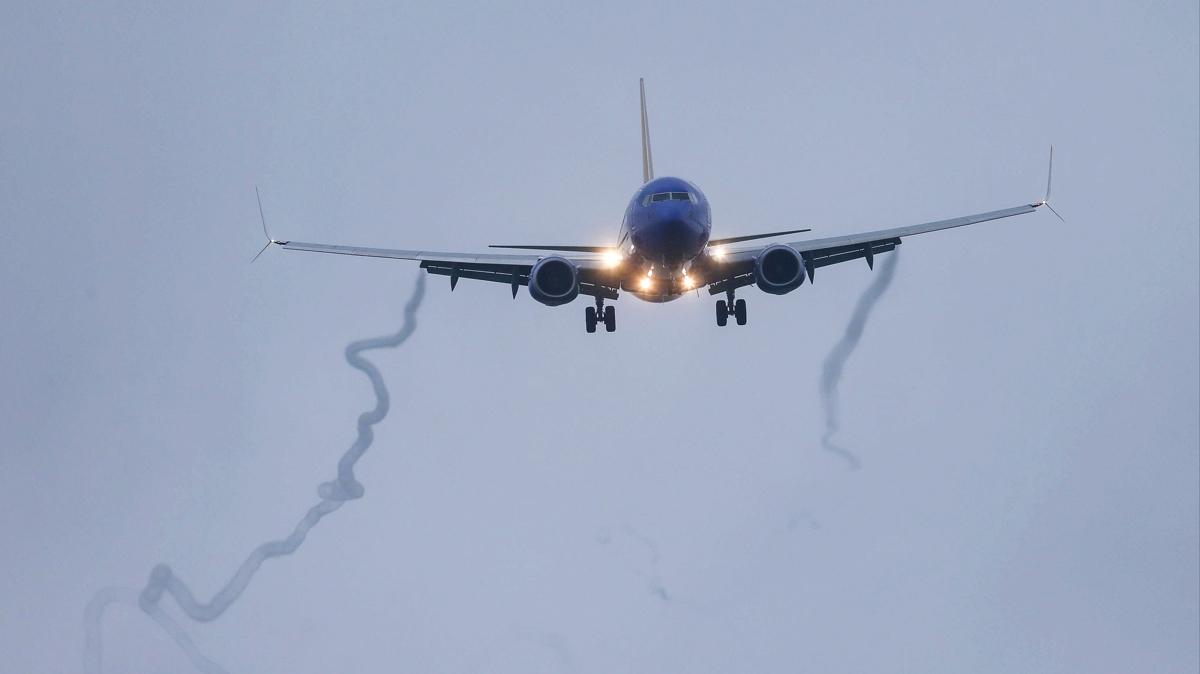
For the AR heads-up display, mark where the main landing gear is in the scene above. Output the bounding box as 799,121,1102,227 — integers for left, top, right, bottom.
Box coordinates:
585,296,616,333
715,288,747,327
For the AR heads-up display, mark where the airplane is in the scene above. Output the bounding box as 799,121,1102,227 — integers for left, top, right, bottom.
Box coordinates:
256,79,1060,333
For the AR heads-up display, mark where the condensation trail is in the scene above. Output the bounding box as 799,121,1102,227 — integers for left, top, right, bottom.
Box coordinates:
819,252,899,469
620,525,670,602
596,524,670,602
83,273,426,673
541,633,577,674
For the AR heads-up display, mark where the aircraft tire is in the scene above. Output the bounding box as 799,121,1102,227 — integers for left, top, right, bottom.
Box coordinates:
716,300,728,327
734,299,747,325
585,306,597,333
604,305,616,332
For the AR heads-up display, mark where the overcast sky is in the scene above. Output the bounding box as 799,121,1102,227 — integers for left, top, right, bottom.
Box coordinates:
2,1,1197,672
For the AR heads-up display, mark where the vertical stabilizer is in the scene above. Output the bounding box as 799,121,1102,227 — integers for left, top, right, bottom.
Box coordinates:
640,78,654,183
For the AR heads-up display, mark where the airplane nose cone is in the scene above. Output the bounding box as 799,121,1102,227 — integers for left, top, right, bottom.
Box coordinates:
633,207,707,262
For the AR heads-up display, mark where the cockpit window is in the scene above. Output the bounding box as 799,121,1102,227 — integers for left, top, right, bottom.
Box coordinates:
643,192,694,206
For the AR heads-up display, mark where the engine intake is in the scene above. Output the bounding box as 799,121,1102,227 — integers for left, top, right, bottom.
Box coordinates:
528,256,580,306
754,244,806,295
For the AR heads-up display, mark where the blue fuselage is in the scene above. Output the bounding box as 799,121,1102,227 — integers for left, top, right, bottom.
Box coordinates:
617,176,712,301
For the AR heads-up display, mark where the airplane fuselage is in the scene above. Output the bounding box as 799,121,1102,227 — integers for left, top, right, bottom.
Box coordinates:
618,176,712,302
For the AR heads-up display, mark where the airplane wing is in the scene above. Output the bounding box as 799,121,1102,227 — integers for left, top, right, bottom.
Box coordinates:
706,228,812,246
697,201,1048,293
701,148,1060,290
272,240,622,298
271,201,1043,299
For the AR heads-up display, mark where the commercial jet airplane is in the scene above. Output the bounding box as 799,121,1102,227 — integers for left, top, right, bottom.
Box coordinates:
257,79,1060,333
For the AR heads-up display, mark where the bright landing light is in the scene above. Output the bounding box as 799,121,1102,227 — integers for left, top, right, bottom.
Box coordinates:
639,276,653,291
602,250,624,268
680,274,693,289
709,247,726,260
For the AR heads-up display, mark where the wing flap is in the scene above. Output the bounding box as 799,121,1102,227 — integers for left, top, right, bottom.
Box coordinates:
420,260,619,299
808,238,900,268
420,262,525,285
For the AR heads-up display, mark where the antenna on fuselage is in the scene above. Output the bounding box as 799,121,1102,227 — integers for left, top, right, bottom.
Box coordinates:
640,78,654,184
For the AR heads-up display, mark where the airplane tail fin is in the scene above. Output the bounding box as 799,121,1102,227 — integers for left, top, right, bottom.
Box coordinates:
640,78,654,184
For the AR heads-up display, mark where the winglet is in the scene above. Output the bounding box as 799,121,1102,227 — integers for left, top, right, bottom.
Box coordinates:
1035,146,1065,222
251,186,288,262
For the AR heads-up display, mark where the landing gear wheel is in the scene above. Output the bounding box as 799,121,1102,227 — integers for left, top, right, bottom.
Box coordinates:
604,305,616,332
585,306,597,333
734,299,747,326
716,300,728,327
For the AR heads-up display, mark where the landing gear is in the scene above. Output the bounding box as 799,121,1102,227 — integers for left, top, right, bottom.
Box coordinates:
586,296,616,333
715,290,748,327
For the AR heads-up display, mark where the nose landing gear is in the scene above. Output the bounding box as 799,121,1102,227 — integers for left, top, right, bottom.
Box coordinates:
585,296,616,333
715,289,747,327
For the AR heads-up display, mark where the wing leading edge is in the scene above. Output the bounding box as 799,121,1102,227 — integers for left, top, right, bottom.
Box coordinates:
273,240,620,299
277,240,551,266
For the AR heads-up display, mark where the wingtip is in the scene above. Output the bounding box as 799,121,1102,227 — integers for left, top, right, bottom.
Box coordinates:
1035,145,1063,221
1046,202,1066,223
1043,144,1054,205
255,185,274,242
251,186,289,261
251,240,271,263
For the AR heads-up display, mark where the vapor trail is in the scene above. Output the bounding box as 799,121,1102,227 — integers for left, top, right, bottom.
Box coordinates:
621,524,670,602
83,274,426,673
596,524,670,602
819,252,899,469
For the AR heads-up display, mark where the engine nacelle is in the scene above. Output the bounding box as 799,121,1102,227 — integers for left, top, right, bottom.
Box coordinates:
754,244,806,295
528,256,580,306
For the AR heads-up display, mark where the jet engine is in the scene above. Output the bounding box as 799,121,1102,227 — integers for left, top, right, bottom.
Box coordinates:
528,256,580,306
754,244,806,295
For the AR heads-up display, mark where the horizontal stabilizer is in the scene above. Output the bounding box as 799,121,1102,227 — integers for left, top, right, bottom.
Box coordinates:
707,228,812,247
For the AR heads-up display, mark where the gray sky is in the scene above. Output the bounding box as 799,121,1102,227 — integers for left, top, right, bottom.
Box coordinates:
2,1,1197,672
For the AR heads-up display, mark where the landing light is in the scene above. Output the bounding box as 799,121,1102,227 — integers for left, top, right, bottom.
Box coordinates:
602,250,624,268
680,274,693,289
639,277,653,291
709,247,726,260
